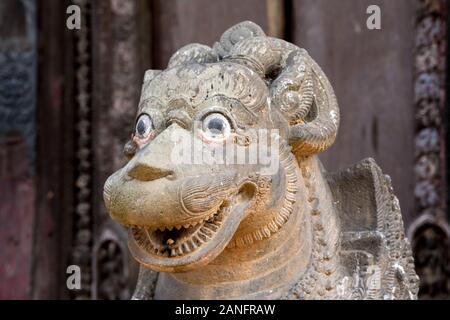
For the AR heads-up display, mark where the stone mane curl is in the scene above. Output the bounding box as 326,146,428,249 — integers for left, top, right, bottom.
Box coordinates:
166,21,340,157
140,63,267,114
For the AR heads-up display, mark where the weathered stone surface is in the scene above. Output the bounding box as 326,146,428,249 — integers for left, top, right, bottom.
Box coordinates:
103,21,419,300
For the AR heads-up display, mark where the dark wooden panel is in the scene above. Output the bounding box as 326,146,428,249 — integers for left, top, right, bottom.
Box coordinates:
151,0,269,68
292,0,417,224
91,0,153,299
33,0,75,299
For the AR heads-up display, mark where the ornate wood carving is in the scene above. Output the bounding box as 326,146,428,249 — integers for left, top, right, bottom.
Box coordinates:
410,0,450,299
93,224,131,299
70,0,94,299
0,0,36,161
63,0,152,300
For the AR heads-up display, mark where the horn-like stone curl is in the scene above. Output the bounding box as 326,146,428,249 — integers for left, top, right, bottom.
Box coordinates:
166,21,340,156
226,33,340,156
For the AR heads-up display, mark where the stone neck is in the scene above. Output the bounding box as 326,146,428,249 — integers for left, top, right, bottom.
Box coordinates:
154,206,310,299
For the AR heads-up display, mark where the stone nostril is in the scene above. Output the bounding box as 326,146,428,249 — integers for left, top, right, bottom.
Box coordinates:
127,164,173,182
123,140,138,160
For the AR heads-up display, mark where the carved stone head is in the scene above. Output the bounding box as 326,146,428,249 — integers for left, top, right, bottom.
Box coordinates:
103,21,339,273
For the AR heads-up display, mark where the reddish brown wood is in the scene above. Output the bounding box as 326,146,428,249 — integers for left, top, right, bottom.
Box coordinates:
0,0,37,300
0,136,35,299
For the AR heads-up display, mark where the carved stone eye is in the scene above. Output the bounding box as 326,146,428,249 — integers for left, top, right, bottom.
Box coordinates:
135,114,153,140
202,113,231,141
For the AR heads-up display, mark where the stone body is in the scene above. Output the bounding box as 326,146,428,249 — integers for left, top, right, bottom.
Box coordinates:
103,22,419,300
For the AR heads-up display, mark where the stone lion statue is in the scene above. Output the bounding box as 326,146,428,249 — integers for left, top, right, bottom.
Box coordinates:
103,21,419,299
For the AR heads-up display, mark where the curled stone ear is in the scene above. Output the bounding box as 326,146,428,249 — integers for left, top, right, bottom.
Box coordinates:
225,35,339,157
271,50,315,125
270,50,339,156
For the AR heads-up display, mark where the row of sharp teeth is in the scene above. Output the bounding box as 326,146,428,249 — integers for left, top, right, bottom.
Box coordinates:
153,220,222,257
132,201,229,257
149,209,218,232
150,207,225,257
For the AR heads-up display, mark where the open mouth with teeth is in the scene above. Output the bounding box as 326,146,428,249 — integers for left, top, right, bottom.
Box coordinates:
132,208,224,258
128,195,249,272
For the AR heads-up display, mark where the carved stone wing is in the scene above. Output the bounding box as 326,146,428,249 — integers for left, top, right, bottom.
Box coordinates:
327,158,420,299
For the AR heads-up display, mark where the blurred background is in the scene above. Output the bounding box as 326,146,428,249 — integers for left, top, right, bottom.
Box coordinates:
0,0,449,299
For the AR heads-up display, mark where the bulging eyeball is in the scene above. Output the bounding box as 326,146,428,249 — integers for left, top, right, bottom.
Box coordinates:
135,114,153,138
134,113,154,145
202,113,231,141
